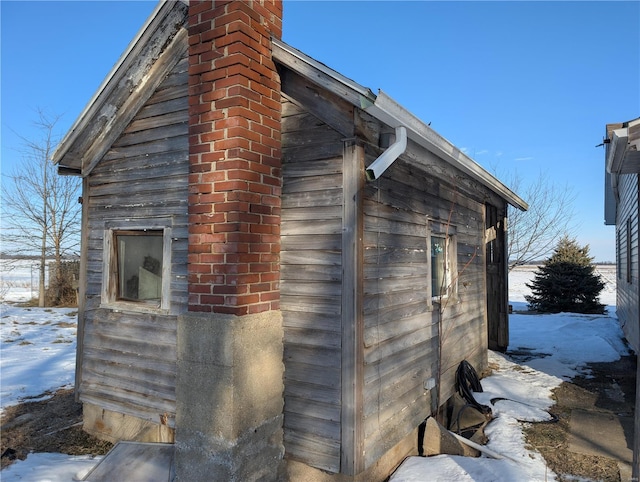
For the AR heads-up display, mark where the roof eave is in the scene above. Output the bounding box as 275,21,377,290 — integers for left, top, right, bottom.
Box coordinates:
52,0,189,173
272,38,528,212
365,91,528,211
606,118,640,175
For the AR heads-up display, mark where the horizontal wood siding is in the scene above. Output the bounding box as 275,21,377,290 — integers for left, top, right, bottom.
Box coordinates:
281,99,344,473
362,145,489,467
80,55,188,426
616,173,640,351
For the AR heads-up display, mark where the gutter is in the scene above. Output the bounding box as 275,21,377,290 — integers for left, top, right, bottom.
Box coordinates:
272,38,527,211
365,91,529,212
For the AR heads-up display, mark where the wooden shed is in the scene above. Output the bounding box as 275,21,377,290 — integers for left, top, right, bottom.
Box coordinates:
604,117,640,478
53,1,527,480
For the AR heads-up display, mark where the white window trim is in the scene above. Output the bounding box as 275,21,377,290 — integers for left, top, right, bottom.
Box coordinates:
428,219,458,305
101,221,172,314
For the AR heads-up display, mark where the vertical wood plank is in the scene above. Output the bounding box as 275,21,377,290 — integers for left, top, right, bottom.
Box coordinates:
101,230,113,305
341,139,365,475
161,226,172,311
75,177,90,401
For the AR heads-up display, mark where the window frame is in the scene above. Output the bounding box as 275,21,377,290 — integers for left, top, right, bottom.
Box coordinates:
427,219,458,304
617,229,622,280
101,221,172,314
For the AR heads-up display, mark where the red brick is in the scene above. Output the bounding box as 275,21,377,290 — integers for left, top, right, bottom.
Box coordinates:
236,293,260,305
250,243,271,253
189,283,211,294
215,96,250,110
249,224,272,234
211,9,250,28
214,201,249,213
226,126,257,141
215,116,250,130
247,303,270,314
212,285,247,295
215,137,250,151
189,0,282,313
226,1,261,23
200,253,225,264
219,305,249,316
190,263,213,274
222,22,261,47
228,63,261,84
233,187,264,203
189,1,213,16
201,67,229,83
227,106,261,123
226,169,261,182
201,295,225,305
226,253,260,264
227,232,261,244
200,130,225,143
214,222,244,233
228,273,261,285
227,212,260,224
260,272,279,283
198,274,225,285
259,290,280,301
201,24,227,42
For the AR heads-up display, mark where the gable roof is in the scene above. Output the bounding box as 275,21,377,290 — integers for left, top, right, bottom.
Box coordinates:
272,39,527,211
52,0,188,174
52,0,527,212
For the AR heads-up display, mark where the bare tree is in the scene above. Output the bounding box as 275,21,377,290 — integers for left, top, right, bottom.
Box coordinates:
507,171,576,270
1,111,81,306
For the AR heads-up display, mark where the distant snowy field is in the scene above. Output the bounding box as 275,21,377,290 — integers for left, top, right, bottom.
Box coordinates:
1,260,77,409
0,261,626,481
509,264,617,308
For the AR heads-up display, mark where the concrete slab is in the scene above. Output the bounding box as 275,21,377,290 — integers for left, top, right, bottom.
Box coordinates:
568,409,633,464
83,441,174,482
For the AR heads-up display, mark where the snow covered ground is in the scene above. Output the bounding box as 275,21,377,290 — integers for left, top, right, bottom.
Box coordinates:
0,262,628,481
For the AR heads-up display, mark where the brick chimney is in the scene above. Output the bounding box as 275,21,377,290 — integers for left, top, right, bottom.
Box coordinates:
187,0,283,316
177,3,285,480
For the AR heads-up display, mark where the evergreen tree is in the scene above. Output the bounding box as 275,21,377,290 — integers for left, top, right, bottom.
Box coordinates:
525,236,605,314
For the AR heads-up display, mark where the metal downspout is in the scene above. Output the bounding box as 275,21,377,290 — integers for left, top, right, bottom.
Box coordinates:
365,126,407,181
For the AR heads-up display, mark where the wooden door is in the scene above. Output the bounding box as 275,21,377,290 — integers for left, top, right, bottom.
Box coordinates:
485,204,508,351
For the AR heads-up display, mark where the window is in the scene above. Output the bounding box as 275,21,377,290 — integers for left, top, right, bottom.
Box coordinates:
428,221,457,301
102,224,171,313
617,230,622,280
116,231,163,301
431,235,449,297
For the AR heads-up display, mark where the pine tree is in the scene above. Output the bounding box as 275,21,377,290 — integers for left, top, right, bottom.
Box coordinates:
525,236,605,314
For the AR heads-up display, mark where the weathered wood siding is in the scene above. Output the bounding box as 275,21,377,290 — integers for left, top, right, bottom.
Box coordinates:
616,172,640,352
80,55,189,427
281,99,345,473
281,90,501,473
361,142,491,466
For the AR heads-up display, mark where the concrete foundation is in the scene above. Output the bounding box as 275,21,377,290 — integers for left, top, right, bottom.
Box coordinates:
174,311,285,481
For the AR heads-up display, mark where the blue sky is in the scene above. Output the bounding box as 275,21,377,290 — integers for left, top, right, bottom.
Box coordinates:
2,1,638,262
